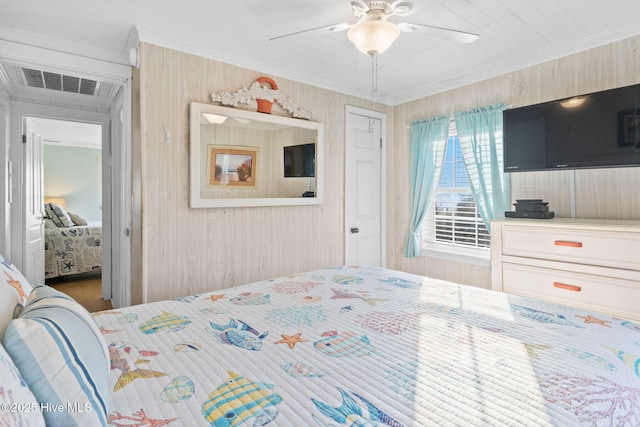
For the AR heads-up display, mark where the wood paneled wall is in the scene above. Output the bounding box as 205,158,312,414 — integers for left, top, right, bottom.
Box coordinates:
134,43,391,302
389,35,640,289
135,35,640,301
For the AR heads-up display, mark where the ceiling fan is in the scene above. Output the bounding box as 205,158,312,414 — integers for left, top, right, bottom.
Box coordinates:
270,0,479,55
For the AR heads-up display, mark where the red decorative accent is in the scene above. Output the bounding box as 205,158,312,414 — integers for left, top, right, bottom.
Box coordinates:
255,77,279,114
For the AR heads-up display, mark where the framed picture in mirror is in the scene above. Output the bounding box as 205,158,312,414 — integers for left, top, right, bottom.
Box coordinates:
207,145,258,187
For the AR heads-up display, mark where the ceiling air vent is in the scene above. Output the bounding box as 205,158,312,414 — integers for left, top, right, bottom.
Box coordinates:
22,68,99,96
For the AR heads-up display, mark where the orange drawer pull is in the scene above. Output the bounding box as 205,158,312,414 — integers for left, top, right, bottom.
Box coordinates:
553,282,582,292
554,240,583,248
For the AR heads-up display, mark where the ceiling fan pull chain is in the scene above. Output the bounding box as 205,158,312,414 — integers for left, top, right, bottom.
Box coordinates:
370,53,374,105
370,52,377,106
375,53,379,95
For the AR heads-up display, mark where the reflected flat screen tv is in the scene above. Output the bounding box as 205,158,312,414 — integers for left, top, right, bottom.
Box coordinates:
284,143,315,177
503,83,640,172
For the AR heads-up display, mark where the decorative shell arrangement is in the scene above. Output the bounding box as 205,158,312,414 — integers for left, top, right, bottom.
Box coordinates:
211,77,312,120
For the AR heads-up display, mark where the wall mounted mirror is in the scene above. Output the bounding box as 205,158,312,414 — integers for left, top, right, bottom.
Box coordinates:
189,103,323,208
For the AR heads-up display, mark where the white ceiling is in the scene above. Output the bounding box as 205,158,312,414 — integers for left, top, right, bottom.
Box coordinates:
1,0,640,105
33,118,102,150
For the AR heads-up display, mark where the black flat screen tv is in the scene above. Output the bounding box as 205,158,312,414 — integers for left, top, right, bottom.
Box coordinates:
503,83,640,172
284,143,315,177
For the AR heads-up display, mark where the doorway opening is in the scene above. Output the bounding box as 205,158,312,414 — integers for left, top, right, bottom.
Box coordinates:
1,44,132,310
35,117,111,311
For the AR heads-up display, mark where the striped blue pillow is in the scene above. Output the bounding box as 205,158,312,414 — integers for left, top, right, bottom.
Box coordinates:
3,289,110,427
26,283,74,305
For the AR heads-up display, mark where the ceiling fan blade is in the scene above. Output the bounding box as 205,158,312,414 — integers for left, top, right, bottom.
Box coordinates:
269,23,351,42
397,22,479,43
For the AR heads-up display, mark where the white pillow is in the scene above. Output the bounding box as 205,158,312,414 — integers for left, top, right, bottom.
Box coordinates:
0,255,33,340
0,343,45,426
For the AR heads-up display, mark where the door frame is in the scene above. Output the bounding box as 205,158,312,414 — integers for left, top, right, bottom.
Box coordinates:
344,105,387,267
10,103,111,282
0,102,9,257
2,39,132,304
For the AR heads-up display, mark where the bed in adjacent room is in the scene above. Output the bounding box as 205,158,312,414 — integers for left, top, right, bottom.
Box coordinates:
43,202,102,280
1,262,639,426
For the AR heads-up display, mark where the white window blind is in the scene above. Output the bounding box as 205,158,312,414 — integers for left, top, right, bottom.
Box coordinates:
422,122,490,256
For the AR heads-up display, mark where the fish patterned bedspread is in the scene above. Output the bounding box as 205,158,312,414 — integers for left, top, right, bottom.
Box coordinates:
92,266,640,427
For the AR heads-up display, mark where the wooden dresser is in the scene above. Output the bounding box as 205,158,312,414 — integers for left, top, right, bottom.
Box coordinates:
490,218,640,322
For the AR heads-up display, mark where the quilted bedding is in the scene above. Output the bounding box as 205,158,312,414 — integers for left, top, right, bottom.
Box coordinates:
93,266,640,427
45,222,102,279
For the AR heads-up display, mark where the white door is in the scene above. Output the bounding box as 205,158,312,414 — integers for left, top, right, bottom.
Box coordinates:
23,117,45,284
110,83,132,308
345,106,385,266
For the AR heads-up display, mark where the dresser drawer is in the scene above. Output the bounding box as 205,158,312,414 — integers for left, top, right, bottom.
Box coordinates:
501,224,640,270
502,262,640,321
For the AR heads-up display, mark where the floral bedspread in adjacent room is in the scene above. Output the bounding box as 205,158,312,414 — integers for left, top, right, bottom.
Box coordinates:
92,266,640,427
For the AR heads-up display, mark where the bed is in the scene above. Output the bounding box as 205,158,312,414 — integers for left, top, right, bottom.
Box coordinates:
43,201,102,280
1,263,639,427
44,222,102,279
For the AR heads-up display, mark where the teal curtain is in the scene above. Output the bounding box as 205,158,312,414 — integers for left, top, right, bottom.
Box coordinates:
403,116,450,257
454,103,511,231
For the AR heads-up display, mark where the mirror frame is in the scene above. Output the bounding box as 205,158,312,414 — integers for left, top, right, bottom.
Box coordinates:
189,102,324,208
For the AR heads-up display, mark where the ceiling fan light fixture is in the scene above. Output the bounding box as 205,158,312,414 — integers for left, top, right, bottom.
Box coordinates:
329,23,351,32
347,20,400,55
350,0,369,13
202,113,228,124
391,1,413,15
560,96,587,109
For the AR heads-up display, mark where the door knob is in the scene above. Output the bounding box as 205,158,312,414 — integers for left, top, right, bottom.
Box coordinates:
350,227,359,234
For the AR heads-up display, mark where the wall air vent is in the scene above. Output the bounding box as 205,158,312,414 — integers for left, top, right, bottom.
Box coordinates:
22,67,99,96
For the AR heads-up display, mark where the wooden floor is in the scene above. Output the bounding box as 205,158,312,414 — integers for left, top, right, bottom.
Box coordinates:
46,271,113,313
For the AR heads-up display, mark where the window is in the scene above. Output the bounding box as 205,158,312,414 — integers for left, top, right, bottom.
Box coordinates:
421,122,490,264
